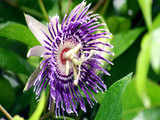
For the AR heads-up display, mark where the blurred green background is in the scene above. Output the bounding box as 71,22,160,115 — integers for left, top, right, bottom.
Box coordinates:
0,0,160,120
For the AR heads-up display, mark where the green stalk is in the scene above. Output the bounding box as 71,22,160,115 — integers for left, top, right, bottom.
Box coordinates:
21,6,44,19
135,34,151,108
4,0,44,19
38,0,49,22
101,0,111,15
135,0,152,108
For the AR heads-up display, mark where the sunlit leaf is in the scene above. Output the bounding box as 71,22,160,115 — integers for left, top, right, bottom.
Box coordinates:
48,0,60,17
95,73,133,120
135,33,151,108
106,16,131,34
122,79,160,120
122,79,143,120
152,14,160,30
27,56,40,68
111,27,144,59
151,28,160,74
13,115,24,120
150,14,160,74
0,22,39,47
138,0,152,30
133,108,160,120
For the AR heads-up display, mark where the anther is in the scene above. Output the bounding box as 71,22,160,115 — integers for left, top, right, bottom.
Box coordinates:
65,60,70,76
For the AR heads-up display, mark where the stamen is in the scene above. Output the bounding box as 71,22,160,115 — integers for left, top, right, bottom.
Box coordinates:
73,65,78,85
63,44,94,86
65,60,70,76
64,43,82,59
73,65,81,86
72,58,81,65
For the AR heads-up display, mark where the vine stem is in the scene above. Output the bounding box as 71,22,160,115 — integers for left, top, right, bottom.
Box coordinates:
91,0,104,11
4,0,44,19
101,0,111,15
0,105,13,120
67,0,72,14
38,0,49,22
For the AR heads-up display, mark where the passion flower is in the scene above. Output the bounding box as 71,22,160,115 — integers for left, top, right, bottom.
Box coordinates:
24,1,113,117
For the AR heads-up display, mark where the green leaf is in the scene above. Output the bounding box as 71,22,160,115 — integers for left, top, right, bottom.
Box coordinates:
0,48,33,75
96,75,160,120
0,2,24,23
135,33,151,108
29,91,46,120
111,27,144,59
146,81,160,106
17,0,56,15
133,108,160,120
106,16,131,34
13,115,24,120
0,37,27,58
12,88,34,114
0,22,39,47
95,73,133,120
152,14,160,30
150,14,160,74
122,79,143,120
27,56,40,68
151,28,160,74
122,79,160,120
0,77,15,109
60,0,73,17
138,0,152,30
48,0,60,17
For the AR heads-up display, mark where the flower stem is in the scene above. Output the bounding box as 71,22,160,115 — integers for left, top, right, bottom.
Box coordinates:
38,0,49,22
0,105,13,120
4,0,44,19
92,0,104,11
21,6,44,19
67,0,72,14
101,0,111,15
58,0,63,20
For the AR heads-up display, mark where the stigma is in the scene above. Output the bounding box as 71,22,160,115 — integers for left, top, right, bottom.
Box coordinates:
63,43,93,86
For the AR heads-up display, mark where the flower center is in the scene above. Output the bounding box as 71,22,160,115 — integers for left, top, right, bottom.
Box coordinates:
60,48,71,65
57,42,93,85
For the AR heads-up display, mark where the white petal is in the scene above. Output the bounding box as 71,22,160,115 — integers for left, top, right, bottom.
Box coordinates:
24,14,50,46
27,46,49,58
